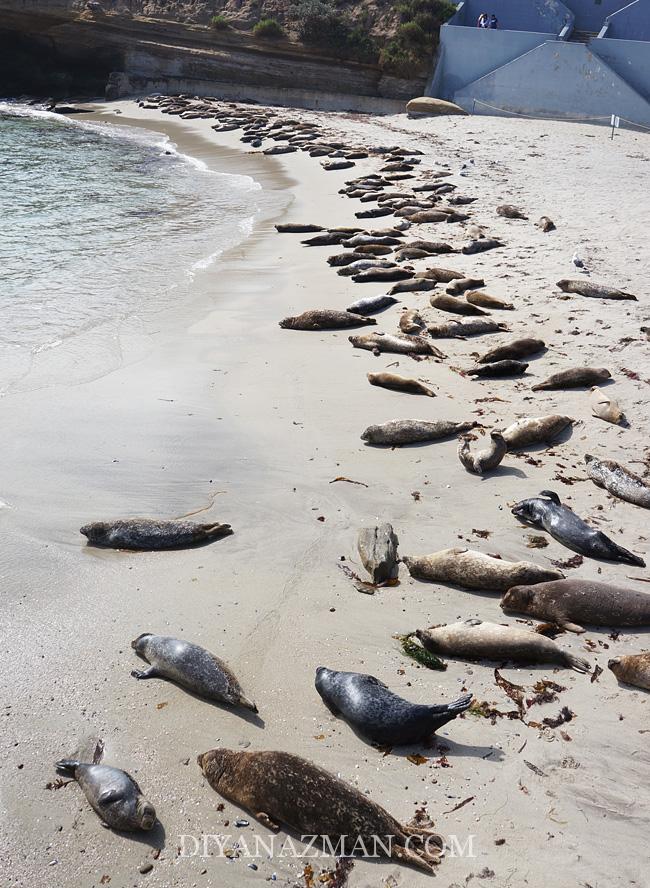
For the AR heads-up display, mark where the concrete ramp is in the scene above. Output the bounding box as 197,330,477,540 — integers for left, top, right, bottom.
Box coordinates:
454,40,650,124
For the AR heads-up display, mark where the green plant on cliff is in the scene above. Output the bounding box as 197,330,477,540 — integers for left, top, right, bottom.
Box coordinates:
379,0,456,77
210,14,231,30
253,18,285,39
291,0,378,62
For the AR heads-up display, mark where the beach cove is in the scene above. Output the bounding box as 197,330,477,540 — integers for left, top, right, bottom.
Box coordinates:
1,100,649,887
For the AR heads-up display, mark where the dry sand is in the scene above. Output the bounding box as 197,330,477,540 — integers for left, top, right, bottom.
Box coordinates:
1,98,649,888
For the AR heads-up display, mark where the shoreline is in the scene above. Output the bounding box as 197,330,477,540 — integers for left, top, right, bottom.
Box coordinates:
2,98,649,888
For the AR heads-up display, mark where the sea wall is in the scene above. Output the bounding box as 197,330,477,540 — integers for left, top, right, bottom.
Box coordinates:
602,0,650,40
591,36,650,101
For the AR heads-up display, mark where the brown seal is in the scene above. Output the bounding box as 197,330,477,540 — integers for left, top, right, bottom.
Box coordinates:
477,338,545,363
501,578,650,632
462,238,503,255
402,547,563,591
465,291,514,310
466,360,528,378
399,309,426,334
430,294,487,316
536,216,555,232
589,386,624,424
414,267,465,282
427,319,508,338
446,278,485,295
279,310,376,330
350,332,445,358
197,749,444,872
496,204,527,219
361,419,476,446
457,431,507,474
556,279,637,301
531,367,610,391
367,371,435,397
608,653,650,691
501,414,573,449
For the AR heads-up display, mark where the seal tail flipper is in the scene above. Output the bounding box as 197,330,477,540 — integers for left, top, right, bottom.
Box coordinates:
55,759,80,777
611,541,645,567
539,490,561,504
391,843,439,874
565,653,591,673
428,693,473,716
238,694,259,714
201,523,234,542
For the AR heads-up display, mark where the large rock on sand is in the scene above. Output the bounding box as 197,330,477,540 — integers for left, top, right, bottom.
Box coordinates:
406,97,467,117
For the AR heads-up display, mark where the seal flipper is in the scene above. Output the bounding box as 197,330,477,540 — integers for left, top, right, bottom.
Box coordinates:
255,811,279,831
98,788,124,806
565,653,590,673
539,490,561,505
391,843,438,873
597,534,645,567
131,667,162,680
56,759,79,776
562,621,585,634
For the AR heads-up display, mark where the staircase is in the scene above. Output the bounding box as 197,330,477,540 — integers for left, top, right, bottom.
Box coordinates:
569,29,599,43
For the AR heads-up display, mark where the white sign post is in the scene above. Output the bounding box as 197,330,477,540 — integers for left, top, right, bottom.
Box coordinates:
610,114,620,139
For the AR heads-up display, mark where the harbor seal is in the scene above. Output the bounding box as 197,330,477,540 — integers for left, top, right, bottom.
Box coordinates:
531,367,611,391
367,371,435,397
584,454,650,508
466,360,528,378
197,749,444,872
556,279,637,301
608,653,650,691
402,547,563,591
496,204,527,219
501,578,650,632
415,267,465,283
352,244,394,256
427,319,508,338
347,294,398,315
536,216,556,232
416,620,589,672
337,260,396,277
429,294,488,316
275,223,324,233
352,268,413,283
80,519,232,550
501,414,573,450
465,291,514,310
590,386,624,424
357,523,399,583
462,238,503,255
511,490,645,566
349,332,446,358
457,431,507,474
445,278,485,296
399,309,426,334
361,419,477,446
477,338,545,363
131,633,257,711
55,756,156,831
315,667,472,746
389,278,438,294
279,309,376,330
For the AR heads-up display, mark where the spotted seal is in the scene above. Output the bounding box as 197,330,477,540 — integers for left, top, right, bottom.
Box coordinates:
556,279,637,301
429,294,488,316
361,419,476,446
501,415,573,450
584,454,650,508
367,371,435,397
403,547,562,590
477,338,545,364
608,653,650,691
457,431,507,474
280,309,376,330
80,519,233,550
531,367,611,391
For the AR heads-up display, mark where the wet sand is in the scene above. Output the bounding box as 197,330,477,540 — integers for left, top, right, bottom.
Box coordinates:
1,99,649,888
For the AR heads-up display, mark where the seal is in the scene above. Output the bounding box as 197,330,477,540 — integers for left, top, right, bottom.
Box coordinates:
328,252,371,267
462,238,503,255
197,749,444,872
349,332,446,358
55,753,156,831
389,278,438,294
352,268,413,283
511,490,645,566
427,319,508,338
399,309,426,334
338,260,396,277
501,414,573,449
355,206,393,219
536,216,556,232
361,419,477,446
416,620,589,672
477,338,545,363
343,234,402,247
131,633,257,711
466,360,528,378
496,204,527,219
501,578,650,632
416,267,465,282
556,279,637,301
401,240,455,254
315,667,473,746
352,244,394,256
531,367,611,391
302,233,348,247
402,547,563,591
347,294,398,315
590,386,624,424
275,223,324,233
429,293,488,316
357,523,399,583
394,247,431,261
465,291,514,310
584,454,650,508
279,309,376,330
457,431,507,474
608,653,650,691
445,278,486,296
80,518,232,550
367,371,435,397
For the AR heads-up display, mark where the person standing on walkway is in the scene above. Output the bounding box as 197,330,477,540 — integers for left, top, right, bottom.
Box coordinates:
477,12,488,27
490,14,498,28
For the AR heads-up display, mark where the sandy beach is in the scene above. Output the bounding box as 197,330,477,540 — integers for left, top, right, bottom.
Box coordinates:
1,98,649,888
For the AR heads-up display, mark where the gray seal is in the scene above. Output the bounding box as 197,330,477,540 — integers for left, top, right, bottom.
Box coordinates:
361,419,477,446
80,518,232,550
315,667,472,746
458,431,507,474
279,309,376,330
585,454,650,508
511,490,645,567
346,294,398,315
131,633,257,712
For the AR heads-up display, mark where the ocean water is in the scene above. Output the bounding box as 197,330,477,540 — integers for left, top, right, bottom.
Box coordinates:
0,103,261,393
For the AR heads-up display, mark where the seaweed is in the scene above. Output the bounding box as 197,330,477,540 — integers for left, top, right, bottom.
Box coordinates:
397,633,447,670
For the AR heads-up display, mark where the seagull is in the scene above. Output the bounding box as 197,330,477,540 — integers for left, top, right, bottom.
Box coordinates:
572,252,585,269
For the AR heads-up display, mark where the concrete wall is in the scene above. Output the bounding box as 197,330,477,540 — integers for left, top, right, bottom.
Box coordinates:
591,36,650,99
602,0,650,40
564,0,632,32
433,25,553,99
453,40,650,123
451,0,571,32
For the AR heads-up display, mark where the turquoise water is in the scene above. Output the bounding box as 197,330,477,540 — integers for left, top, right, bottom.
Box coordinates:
0,103,260,392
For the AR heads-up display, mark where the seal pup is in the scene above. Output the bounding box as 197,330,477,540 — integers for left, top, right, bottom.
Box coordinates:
478,338,545,363
197,749,444,873
357,523,399,583
430,293,487,316
531,367,611,391
462,238,503,255
399,309,426,334
367,371,435,397
361,419,477,446
80,519,232,550
349,332,446,358
315,667,473,746
497,204,527,219
590,386,624,424
279,310,376,330
458,431,507,474
511,490,645,566
502,415,573,450
403,547,563,591
55,752,156,832
465,291,514,310
608,653,650,691
501,579,650,632
466,360,528,378
585,454,650,508
131,634,257,712
346,294,398,315
427,319,508,338
416,620,589,672
536,216,556,232
556,279,637,301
